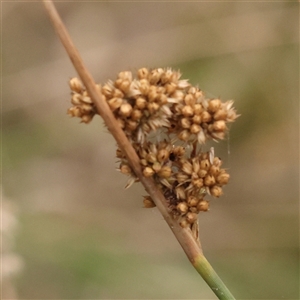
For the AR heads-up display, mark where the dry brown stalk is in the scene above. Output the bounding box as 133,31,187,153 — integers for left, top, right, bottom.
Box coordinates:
43,0,202,262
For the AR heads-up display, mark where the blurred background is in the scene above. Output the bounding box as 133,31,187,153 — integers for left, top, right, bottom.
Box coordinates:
2,2,299,299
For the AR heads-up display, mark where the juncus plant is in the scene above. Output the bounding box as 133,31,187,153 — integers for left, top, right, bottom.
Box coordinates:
44,1,239,299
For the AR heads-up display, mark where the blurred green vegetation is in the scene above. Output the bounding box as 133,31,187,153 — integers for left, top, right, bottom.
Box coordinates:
3,2,299,299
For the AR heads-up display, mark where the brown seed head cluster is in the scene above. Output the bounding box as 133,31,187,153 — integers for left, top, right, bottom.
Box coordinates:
117,144,229,226
68,68,238,143
67,68,239,229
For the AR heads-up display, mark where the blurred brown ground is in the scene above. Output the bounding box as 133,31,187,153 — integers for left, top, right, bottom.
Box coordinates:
2,2,299,299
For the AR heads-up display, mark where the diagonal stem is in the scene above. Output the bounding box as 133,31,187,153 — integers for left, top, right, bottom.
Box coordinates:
42,2,236,299
42,0,201,261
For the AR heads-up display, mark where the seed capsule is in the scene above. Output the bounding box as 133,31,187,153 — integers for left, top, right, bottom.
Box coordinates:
165,83,177,95
143,167,155,177
140,159,148,166
187,196,199,207
209,165,220,177
112,88,124,98
182,105,194,117
200,159,210,171
190,124,201,134
158,94,168,105
179,218,189,228
192,178,203,188
180,118,191,129
213,109,227,120
149,68,164,84
177,202,189,214
173,146,185,157
143,196,156,208
201,111,212,123
147,102,160,113
119,80,131,93
208,99,221,113
194,104,203,115
190,207,198,213
81,114,93,124
148,88,158,102
69,77,83,93
197,200,209,212
68,106,82,118
198,169,207,178
213,120,226,131
138,79,150,94
204,175,216,186
120,164,132,175
102,84,114,97
131,109,142,121
186,212,198,224
213,157,222,167
207,124,214,133
178,130,190,141
108,98,123,111
136,97,146,110
126,120,138,131
81,96,93,104
158,166,172,178
157,149,170,163
192,115,202,124
152,162,162,173
137,68,149,79
118,71,132,81
184,94,194,106
217,172,230,185
71,94,82,105
119,103,133,117
210,186,223,197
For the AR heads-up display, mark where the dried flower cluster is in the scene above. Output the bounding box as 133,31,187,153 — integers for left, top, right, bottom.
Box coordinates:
67,68,238,231
117,143,229,228
68,78,97,123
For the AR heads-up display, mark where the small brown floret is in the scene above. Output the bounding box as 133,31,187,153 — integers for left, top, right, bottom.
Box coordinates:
197,200,209,212
143,196,156,208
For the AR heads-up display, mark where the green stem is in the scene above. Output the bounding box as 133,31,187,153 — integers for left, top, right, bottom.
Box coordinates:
194,254,236,300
